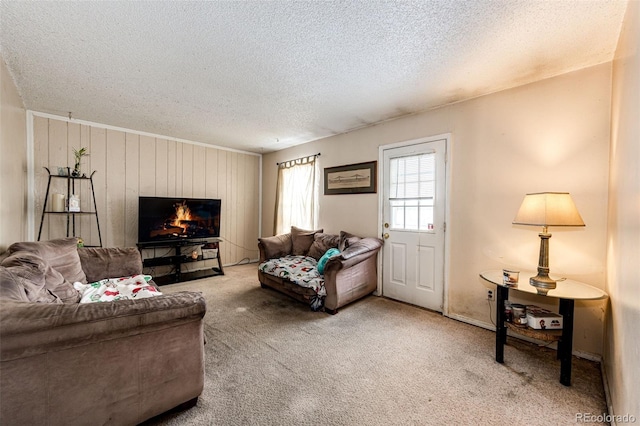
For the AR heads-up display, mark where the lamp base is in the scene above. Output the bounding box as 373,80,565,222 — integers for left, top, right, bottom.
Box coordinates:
529,230,556,295
530,273,557,295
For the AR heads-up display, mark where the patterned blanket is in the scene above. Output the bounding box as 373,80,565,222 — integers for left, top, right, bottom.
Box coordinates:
259,255,326,310
74,274,162,303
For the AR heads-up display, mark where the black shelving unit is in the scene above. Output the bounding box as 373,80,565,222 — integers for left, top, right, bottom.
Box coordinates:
38,167,102,247
137,239,224,285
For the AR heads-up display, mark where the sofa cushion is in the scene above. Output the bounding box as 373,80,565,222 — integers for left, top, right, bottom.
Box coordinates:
307,233,340,260
339,231,362,251
259,233,293,260
9,238,87,284
259,255,326,297
2,251,79,303
0,255,63,304
43,263,82,303
0,267,31,302
291,226,323,256
78,247,143,283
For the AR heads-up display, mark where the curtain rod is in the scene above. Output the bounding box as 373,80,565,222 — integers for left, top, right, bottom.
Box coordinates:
276,153,321,166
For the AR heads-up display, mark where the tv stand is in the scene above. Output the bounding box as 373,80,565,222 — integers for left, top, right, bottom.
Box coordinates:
137,238,224,285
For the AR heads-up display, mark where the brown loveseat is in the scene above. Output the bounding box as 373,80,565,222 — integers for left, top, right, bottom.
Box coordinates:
258,228,383,314
0,238,206,426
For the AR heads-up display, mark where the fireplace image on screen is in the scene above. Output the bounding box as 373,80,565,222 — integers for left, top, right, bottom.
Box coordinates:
137,197,224,284
138,197,221,243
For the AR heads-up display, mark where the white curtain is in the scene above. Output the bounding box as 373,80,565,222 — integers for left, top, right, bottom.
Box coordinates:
274,155,318,235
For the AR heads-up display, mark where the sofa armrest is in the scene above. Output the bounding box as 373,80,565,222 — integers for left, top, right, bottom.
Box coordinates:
323,239,381,311
339,237,383,260
78,247,143,282
0,292,206,361
324,237,383,272
258,233,292,262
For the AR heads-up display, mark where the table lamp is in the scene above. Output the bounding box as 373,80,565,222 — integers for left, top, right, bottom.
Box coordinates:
513,192,585,295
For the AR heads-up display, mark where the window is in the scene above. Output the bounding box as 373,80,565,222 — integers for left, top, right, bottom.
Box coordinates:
274,155,318,235
389,153,435,231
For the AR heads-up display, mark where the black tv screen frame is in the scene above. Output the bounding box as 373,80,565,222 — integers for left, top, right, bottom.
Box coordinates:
138,196,221,244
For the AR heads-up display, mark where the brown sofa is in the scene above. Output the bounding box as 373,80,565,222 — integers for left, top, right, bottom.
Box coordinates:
0,238,206,426
258,228,383,314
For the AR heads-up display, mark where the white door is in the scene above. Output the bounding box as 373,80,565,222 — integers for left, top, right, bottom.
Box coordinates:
381,138,446,312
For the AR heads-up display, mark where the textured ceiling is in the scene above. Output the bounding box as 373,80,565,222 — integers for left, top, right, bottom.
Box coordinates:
0,1,627,153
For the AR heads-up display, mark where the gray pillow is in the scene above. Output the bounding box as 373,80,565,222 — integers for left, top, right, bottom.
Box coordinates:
259,233,292,260
2,251,78,303
291,226,323,256
0,267,31,302
308,233,340,260
78,247,143,283
0,255,63,304
339,231,362,251
9,238,87,284
43,263,82,303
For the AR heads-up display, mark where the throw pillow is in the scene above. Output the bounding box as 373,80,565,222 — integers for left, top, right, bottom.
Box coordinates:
43,263,82,303
9,237,87,284
78,247,143,283
339,231,362,251
291,226,323,256
2,251,79,303
307,233,340,260
317,248,340,275
1,253,62,303
0,266,31,302
259,233,293,260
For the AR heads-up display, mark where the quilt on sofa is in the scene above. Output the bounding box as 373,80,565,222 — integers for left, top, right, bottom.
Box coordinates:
73,274,161,303
259,255,326,310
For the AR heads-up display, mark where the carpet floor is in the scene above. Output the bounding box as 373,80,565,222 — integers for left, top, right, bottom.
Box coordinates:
145,263,607,426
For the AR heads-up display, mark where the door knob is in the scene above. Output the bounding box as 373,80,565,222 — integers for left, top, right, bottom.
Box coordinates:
383,233,389,239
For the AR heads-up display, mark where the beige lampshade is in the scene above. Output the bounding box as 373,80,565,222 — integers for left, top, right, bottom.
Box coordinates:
513,192,585,227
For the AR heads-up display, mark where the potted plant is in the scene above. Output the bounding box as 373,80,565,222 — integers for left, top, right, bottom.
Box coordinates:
72,147,89,177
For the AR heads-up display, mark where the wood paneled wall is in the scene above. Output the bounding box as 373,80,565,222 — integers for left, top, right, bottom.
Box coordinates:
33,115,261,267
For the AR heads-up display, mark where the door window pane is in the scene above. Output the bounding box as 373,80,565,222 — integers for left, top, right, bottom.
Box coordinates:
389,153,435,231
391,201,405,228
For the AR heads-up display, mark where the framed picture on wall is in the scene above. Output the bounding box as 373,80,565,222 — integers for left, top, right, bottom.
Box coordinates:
324,161,377,195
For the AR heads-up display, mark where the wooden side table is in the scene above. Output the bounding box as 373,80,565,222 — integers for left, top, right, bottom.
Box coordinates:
479,270,607,386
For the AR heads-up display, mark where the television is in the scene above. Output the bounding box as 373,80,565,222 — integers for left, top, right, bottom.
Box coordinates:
138,197,221,244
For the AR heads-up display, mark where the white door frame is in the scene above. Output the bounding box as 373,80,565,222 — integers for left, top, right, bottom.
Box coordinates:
377,133,452,316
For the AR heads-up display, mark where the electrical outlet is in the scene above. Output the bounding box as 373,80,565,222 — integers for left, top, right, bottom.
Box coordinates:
487,289,494,301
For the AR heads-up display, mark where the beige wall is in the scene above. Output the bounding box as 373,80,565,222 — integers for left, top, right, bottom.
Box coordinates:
263,63,611,356
606,0,639,420
33,115,261,267
0,56,27,251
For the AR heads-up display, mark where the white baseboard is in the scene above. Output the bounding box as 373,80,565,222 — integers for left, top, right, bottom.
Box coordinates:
601,362,616,424
446,312,495,331
574,350,602,363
